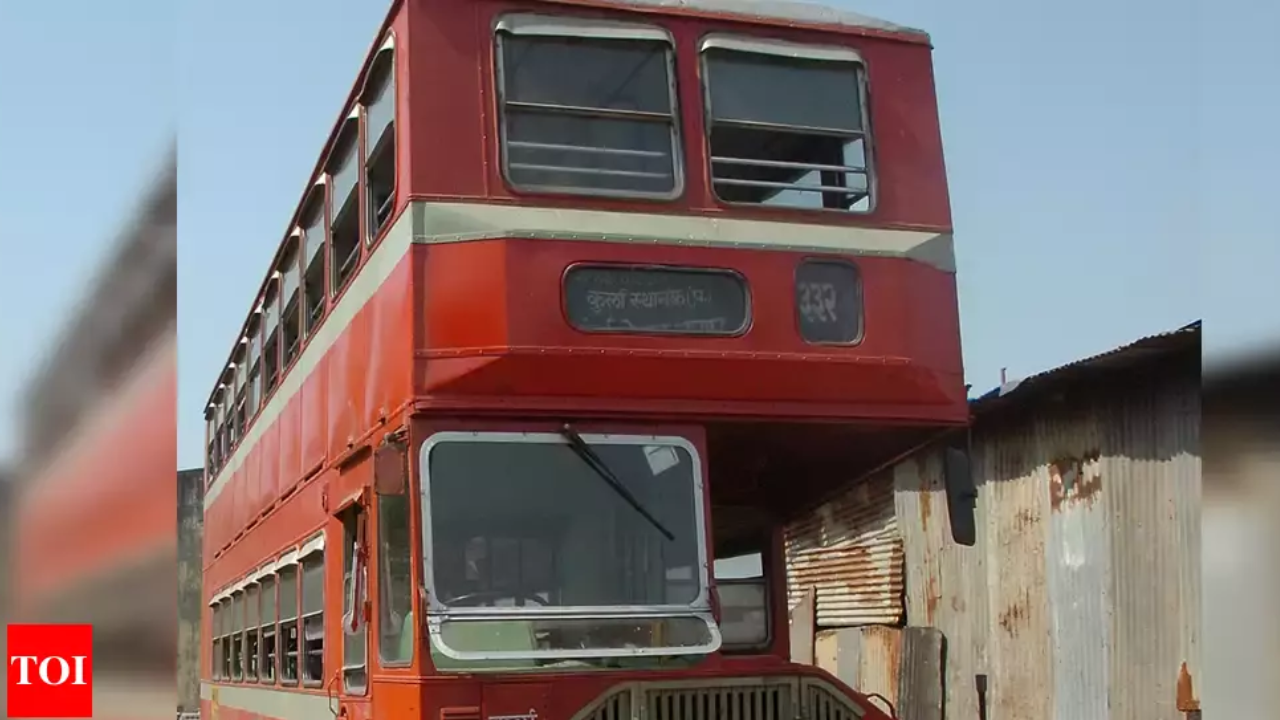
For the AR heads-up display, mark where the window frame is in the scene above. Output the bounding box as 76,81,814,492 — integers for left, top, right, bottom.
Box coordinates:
211,597,224,681
262,280,281,396
362,34,397,246
377,485,414,667
279,236,303,370
492,13,686,202
697,34,877,215
711,549,773,653
258,570,278,684
277,551,301,686
246,317,263,419
245,579,261,682
418,430,719,664
230,588,245,681
342,508,369,694
299,535,326,687
300,182,329,337
328,114,362,299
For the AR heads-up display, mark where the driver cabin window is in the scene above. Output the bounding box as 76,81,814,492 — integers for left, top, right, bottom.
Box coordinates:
714,551,770,651
495,15,681,198
702,37,872,212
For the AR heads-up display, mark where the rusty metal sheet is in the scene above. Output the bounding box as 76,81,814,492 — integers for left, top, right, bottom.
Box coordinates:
785,471,903,627
1046,438,1111,720
1103,376,1202,720
814,626,901,717
894,449,988,720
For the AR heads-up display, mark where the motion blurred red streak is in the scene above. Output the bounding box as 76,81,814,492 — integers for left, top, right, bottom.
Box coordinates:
14,330,177,607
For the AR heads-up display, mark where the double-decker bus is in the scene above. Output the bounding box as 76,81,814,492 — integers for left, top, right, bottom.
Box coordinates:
200,1,968,719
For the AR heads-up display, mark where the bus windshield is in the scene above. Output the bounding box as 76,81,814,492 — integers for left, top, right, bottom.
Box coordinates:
421,432,719,662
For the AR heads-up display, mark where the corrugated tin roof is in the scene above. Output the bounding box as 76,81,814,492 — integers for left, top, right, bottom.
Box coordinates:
973,321,1201,416
554,0,928,39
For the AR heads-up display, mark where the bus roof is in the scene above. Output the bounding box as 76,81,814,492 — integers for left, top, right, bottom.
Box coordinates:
547,0,929,41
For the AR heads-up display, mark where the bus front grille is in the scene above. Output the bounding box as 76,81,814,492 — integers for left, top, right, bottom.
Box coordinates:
576,676,865,720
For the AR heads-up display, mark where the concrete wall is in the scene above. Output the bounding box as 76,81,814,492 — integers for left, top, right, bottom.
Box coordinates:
177,468,205,714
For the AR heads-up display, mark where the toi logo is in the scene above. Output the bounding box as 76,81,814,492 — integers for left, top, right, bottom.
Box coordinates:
7,624,93,718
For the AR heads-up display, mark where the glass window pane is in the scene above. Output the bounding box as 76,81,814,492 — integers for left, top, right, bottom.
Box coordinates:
501,36,671,114
428,439,702,608
246,584,260,626
302,556,324,615
378,493,413,664
280,245,300,301
302,196,325,266
706,50,862,131
366,58,395,153
279,567,299,621
263,289,278,335
331,132,359,206
717,581,769,647
261,577,277,624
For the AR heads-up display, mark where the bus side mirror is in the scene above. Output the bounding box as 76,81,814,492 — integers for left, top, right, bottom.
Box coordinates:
944,446,977,546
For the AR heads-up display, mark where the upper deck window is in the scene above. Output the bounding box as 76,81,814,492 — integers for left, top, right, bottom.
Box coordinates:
364,37,396,239
701,37,872,212
495,15,681,198
330,118,361,297
301,188,327,335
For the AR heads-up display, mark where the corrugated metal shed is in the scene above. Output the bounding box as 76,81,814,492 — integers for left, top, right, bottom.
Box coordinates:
784,469,903,627
892,321,1203,720
788,322,1202,720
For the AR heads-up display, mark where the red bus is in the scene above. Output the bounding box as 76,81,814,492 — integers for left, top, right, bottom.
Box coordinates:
200,1,968,719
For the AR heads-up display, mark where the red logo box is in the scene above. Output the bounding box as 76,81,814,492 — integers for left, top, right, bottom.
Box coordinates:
7,624,94,718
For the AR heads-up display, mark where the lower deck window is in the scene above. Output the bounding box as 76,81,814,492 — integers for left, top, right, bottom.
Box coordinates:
230,591,245,680
301,552,325,685
260,575,277,683
279,565,300,684
703,40,872,212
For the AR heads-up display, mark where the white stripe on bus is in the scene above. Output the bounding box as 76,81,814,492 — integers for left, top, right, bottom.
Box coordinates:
204,200,953,509
203,682,332,719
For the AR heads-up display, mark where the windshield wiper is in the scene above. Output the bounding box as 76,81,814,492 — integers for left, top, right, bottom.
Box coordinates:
559,423,676,542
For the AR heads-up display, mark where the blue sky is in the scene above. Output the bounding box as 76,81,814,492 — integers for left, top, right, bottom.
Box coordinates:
0,0,1274,470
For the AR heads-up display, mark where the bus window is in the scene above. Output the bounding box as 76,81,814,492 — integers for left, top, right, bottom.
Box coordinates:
701,37,872,212
329,120,360,295
211,600,225,680
245,580,260,681
494,15,681,198
301,189,327,336
301,546,325,686
714,551,769,651
342,508,368,694
364,41,396,239
262,282,280,394
279,239,301,367
259,573,277,683
378,480,413,665
278,563,300,685
230,589,245,680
